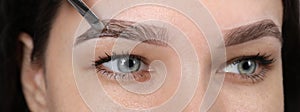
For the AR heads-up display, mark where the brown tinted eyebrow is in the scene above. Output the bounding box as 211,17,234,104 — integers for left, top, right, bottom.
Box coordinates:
224,19,282,47
75,19,168,46
76,19,281,47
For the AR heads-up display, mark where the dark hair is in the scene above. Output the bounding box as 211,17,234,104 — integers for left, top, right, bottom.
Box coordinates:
0,0,61,111
282,0,300,112
0,0,299,112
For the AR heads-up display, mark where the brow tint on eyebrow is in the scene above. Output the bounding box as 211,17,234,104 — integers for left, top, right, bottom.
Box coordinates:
75,19,168,46
224,19,282,47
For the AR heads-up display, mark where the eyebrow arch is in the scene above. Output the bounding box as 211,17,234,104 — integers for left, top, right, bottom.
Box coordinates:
75,19,168,46
76,19,281,47
224,19,282,47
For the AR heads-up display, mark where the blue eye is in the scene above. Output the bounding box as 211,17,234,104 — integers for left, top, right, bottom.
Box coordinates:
94,53,149,81
219,53,275,83
223,60,257,75
118,57,141,73
238,60,257,74
102,56,145,73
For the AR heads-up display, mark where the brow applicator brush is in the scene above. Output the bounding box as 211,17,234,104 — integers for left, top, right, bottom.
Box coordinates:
68,0,104,30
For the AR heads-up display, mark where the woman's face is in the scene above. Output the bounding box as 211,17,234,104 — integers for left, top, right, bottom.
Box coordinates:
22,0,283,111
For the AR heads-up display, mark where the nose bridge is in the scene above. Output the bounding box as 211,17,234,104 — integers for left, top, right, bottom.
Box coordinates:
180,32,226,111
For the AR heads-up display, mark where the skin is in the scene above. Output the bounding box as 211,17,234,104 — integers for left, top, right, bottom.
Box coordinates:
20,0,283,111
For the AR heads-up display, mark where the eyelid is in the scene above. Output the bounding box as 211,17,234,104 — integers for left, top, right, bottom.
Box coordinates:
93,52,148,66
225,53,274,66
111,52,149,64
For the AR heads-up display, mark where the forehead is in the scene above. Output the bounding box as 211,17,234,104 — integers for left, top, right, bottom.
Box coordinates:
84,0,283,29
201,0,283,28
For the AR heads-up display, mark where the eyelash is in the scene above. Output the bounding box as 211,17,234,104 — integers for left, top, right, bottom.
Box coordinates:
93,52,148,81
93,52,275,84
224,53,275,84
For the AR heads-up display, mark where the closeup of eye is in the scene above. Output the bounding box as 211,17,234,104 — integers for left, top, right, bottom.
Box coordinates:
93,52,150,82
103,55,143,73
223,60,257,75
220,53,275,83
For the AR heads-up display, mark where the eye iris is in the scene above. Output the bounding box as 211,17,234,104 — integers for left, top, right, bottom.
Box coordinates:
117,57,141,73
238,60,256,75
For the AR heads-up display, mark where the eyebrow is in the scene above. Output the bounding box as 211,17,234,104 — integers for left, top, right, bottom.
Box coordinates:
75,19,281,47
75,19,168,46
224,19,282,47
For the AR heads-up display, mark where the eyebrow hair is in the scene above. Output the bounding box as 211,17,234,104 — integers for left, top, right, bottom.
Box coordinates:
224,19,282,47
75,19,168,46
76,19,281,47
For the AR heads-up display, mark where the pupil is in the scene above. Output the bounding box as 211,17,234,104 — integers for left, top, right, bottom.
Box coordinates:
126,59,134,68
242,61,251,70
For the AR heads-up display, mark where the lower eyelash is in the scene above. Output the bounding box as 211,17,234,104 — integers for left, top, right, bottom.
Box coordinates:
238,68,269,84
96,65,151,82
96,67,135,81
